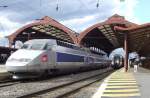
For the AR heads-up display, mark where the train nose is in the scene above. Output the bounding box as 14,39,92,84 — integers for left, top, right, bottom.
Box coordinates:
8,49,44,60
5,49,45,72
5,62,28,72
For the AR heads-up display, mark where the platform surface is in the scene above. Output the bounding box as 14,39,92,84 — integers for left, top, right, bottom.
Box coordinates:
92,67,150,98
0,64,10,80
0,64,7,73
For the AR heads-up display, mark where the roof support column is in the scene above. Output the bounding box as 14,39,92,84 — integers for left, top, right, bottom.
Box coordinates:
9,41,12,48
8,38,14,48
124,32,129,72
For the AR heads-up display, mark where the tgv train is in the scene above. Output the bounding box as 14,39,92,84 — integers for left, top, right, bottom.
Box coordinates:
5,39,111,79
111,54,123,69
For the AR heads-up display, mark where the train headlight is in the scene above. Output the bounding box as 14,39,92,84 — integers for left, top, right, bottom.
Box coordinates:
40,54,48,62
111,61,114,65
116,60,119,64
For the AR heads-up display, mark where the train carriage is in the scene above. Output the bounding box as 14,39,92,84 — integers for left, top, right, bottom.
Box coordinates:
5,39,111,79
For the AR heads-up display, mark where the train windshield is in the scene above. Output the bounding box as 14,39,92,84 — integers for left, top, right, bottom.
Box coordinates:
21,44,29,49
22,43,45,50
30,43,44,50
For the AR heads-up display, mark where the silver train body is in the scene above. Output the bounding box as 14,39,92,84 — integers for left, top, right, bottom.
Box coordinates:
111,55,123,69
5,39,111,79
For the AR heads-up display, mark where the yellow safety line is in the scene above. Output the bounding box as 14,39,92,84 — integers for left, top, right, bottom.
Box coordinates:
109,78,136,81
109,76,134,79
111,76,134,77
96,68,141,98
102,93,140,97
110,76,134,78
111,75,134,76
108,80,136,82
112,75,133,77
107,83,137,85
109,78,135,81
111,74,133,76
109,78,135,79
111,77,134,79
106,85,138,88
108,81,136,83
104,89,139,93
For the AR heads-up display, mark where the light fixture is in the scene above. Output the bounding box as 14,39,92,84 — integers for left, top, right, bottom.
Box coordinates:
22,32,27,35
31,32,36,34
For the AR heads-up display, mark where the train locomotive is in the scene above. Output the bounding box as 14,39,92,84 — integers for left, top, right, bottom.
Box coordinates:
111,54,123,69
5,39,111,79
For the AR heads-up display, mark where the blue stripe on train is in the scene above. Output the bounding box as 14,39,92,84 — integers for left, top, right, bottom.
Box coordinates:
56,52,84,62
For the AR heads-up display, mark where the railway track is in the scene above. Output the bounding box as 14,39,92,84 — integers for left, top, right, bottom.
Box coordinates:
0,79,21,88
18,68,113,98
0,81,20,88
0,79,16,83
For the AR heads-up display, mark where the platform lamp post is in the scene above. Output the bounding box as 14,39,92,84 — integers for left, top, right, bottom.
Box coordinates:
22,32,36,41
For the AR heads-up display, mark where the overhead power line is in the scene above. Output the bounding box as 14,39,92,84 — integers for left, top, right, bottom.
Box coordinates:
0,5,8,8
56,3,59,11
56,0,59,11
96,0,100,8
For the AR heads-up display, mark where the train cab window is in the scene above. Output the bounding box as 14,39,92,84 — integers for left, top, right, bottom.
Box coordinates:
21,44,29,49
30,43,45,50
45,44,53,50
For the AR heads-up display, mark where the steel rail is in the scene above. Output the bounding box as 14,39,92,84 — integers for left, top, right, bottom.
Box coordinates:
18,68,113,98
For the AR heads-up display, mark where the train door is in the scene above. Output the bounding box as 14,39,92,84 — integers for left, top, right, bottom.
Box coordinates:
46,44,56,69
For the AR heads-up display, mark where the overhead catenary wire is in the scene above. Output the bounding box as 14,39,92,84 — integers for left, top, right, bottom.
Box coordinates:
56,3,59,11
8,1,50,21
0,0,105,35
78,0,95,15
0,1,43,20
1,0,101,22
0,0,104,20
96,0,100,8
1,0,57,21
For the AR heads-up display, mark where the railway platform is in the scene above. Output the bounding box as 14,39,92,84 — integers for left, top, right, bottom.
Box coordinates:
92,67,150,98
0,64,10,80
0,64,7,73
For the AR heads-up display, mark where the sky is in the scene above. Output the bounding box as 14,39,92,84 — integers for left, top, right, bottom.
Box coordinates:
0,0,149,47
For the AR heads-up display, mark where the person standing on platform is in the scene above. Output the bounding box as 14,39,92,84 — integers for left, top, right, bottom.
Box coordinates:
134,60,138,72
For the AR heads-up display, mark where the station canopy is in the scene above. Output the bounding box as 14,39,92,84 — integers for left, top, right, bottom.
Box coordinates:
6,14,150,56
78,14,150,56
115,23,150,56
6,16,77,46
